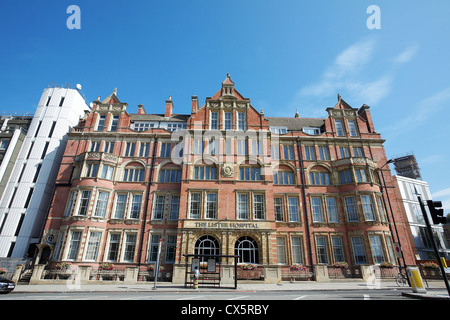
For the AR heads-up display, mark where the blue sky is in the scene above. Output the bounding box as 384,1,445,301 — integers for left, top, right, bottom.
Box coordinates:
0,1,449,210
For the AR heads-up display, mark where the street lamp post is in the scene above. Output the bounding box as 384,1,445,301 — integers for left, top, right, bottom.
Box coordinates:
377,159,410,286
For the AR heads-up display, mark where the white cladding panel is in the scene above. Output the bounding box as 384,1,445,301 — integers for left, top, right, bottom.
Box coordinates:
0,86,89,257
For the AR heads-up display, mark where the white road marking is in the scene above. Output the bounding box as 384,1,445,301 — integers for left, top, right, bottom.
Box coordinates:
293,295,307,300
177,295,205,300
121,296,152,300
227,295,249,300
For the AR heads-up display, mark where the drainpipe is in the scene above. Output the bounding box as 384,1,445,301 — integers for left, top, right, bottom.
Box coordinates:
296,137,315,280
138,136,158,267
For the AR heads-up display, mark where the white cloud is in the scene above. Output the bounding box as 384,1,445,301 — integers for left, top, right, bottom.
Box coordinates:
298,38,377,97
332,39,376,75
431,187,450,211
432,187,450,199
381,86,450,134
292,38,392,112
420,154,445,165
346,75,393,105
394,44,419,63
290,39,421,116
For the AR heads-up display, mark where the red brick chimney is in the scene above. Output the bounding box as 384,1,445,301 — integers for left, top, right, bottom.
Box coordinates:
137,104,146,115
165,96,173,117
191,95,198,114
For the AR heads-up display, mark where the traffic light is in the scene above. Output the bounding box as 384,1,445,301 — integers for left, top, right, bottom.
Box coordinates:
426,200,447,224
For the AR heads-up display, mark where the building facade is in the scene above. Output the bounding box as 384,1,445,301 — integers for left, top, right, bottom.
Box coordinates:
394,175,449,259
39,75,416,281
0,86,90,258
0,115,33,201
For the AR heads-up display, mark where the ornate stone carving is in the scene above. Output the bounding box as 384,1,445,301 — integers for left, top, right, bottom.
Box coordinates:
221,164,234,177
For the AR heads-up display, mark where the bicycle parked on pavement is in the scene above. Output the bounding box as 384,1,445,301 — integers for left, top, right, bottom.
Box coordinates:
395,272,408,287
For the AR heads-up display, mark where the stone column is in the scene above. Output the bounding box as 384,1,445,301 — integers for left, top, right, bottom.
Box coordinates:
29,264,46,285
11,264,24,283
314,265,330,282
264,266,281,283
227,232,234,265
78,266,92,283
124,267,139,284
172,265,186,284
220,266,235,285
261,232,268,265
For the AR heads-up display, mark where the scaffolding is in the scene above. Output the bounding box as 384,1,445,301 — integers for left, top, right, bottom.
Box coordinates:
392,153,421,180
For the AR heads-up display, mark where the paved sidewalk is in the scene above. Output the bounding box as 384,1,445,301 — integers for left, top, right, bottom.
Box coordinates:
12,279,449,299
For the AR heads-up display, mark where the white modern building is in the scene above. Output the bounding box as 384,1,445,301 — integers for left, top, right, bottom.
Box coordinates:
394,175,450,259
0,85,90,258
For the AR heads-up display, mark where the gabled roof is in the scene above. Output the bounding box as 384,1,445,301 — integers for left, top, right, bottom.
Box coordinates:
101,88,123,104
222,73,235,85
332,93,355,110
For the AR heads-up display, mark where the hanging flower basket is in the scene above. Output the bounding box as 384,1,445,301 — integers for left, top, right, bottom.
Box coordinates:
0,268,7,275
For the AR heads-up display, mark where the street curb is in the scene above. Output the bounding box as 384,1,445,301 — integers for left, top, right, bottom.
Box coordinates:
11,287,411,294
401,292,450,300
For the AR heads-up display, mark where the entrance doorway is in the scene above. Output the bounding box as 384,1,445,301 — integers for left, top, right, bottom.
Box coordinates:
183,254,238,289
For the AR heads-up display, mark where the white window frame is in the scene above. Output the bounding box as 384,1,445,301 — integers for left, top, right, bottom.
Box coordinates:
288,197,300,222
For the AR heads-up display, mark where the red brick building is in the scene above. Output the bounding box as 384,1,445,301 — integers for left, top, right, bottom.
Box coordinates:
38,75,415,282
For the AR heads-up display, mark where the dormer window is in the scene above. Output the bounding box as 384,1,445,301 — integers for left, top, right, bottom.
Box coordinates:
303,127,320,135
166,123,186,131
134,122,155,131
270,127,287,134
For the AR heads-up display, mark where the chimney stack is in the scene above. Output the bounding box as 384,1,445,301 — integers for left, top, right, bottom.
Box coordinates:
165,96,173,117
137,104,146,115
191,96,198,114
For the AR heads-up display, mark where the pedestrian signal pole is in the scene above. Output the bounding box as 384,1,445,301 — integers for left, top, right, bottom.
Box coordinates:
417,195,450,297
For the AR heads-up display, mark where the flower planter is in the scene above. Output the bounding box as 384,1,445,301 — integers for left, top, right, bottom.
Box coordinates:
237,266,263,280
379,266,397,279
328,266,361,279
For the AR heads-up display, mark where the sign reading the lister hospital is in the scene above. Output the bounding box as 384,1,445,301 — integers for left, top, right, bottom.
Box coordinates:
184,220,272,230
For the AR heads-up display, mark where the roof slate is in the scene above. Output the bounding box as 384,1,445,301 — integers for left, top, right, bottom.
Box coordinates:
265,117,325,130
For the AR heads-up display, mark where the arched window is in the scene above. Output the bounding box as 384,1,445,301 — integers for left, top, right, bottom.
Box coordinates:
309,165,331,185
273,165,295,185
123,162,145,182
239,166,261,181
159,164,182,183
235,236,259,264
194,235,220,262
194,165,217,180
